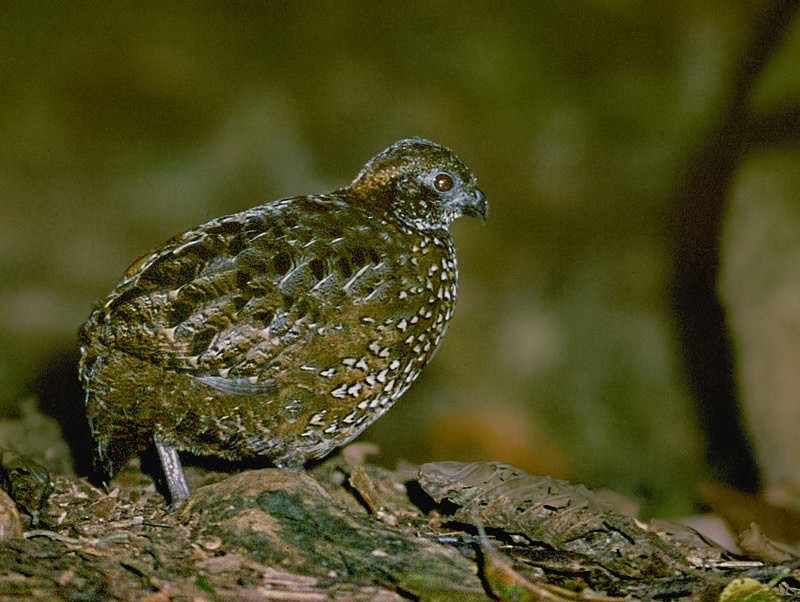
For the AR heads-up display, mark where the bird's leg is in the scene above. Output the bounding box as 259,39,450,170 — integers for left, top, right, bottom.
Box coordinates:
274,450,307,472
154,440,191,504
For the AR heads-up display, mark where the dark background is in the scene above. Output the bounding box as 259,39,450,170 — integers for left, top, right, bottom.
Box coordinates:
3,1,800,517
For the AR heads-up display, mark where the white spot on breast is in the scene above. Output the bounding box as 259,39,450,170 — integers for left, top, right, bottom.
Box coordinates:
331,384,348,399
347,383,362,397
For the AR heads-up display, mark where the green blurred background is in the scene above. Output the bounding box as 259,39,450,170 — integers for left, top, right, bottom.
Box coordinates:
2,1,800,517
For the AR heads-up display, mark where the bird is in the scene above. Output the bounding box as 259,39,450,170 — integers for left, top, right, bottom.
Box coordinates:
78,137,487,503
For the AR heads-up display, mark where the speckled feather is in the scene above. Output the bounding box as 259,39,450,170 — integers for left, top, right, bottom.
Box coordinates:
79,138,486,495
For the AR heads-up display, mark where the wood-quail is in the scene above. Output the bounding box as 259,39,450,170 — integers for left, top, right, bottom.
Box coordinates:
78,137,487,503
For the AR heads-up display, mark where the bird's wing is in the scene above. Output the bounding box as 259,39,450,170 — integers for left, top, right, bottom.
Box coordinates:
86,196,403,389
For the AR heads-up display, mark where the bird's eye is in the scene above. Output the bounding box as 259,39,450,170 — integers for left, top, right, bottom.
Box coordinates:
433,172,455,192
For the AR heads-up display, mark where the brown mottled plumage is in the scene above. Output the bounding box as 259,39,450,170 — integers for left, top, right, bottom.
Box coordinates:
78,138,487,502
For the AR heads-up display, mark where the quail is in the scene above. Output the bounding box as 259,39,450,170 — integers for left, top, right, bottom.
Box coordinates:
78,138,487,503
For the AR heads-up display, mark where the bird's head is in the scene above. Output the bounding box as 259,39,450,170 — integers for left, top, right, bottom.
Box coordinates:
348,138,487,230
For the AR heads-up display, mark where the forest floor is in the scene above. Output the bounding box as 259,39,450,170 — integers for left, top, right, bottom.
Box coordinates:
0,402,799,601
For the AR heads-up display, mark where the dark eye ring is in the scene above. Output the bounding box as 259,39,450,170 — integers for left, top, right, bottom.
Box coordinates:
433,172,455,192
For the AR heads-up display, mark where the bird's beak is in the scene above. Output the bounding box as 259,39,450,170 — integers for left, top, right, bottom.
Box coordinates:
453,189,488,222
